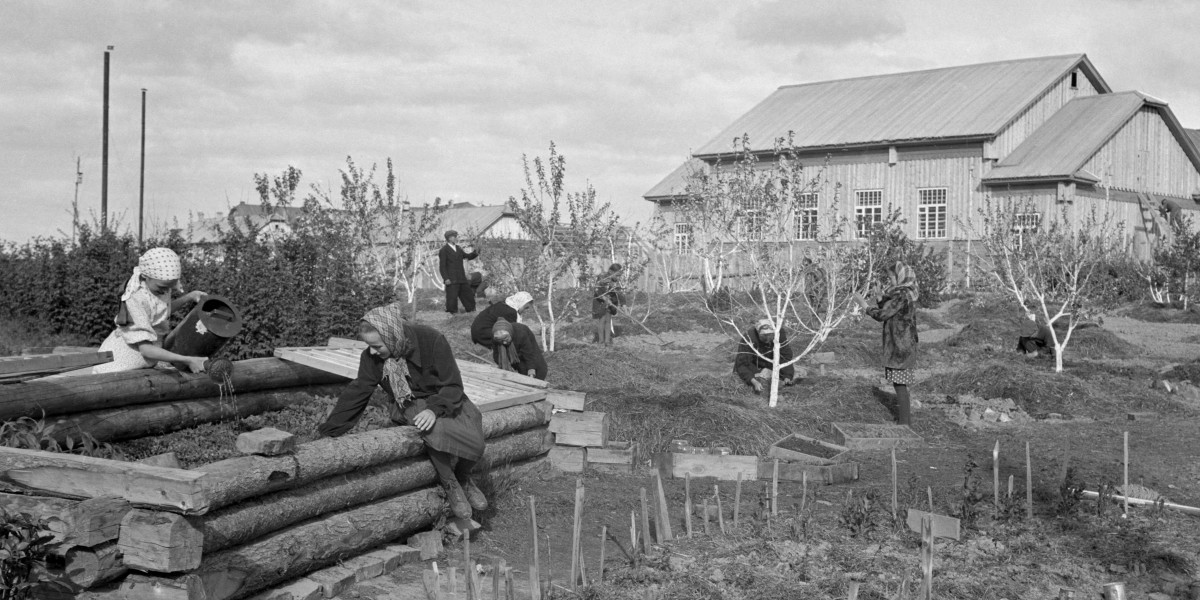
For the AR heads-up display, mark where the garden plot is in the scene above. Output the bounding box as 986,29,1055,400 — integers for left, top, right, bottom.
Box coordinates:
920,393,1036,428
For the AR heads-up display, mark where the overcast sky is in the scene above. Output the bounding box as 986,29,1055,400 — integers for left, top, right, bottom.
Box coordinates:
2,0,1198,243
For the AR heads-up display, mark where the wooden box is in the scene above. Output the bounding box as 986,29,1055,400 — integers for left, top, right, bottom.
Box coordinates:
658,452,758,481
766,433,848,465
758,460,859,485
549,411,609,447
546,389,587,412
587,441,636,474
831,422,922,450
548,446,586,473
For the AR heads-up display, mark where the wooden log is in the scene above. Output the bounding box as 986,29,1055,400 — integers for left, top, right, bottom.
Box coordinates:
65,540,126,588
108,487,448,600
0,351,112,376
236,428,296,456
195,401,550,512
118,508,204,572
545,390,586,411
549,446,586,473
1080,489,1200,516
548,411,608,447
0,494,131,550
0,447,208,514
0,357,346,421
137,453,182,469
48,385,342,444
201,427,551,552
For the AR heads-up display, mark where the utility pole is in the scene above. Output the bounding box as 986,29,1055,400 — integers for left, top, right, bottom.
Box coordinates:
139,87,146,246
101,45,113,233
72,157,82,246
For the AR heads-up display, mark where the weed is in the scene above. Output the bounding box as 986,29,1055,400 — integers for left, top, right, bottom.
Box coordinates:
1054,466,1085,518
0,508,66,599
838,489,882,539
0,417,123,460
953,456,987,529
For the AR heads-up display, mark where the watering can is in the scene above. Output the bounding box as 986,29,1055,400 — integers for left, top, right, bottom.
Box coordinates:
163,295,243,358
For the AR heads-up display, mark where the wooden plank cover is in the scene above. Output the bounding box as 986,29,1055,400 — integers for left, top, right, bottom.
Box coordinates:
0,351,113,376
274,346,546,412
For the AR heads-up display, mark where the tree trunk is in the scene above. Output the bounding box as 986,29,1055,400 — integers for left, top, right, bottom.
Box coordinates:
65,541,126,588
201,427,551,552
768,336,781,408
195,401,550,511
48,385,343,443
0,358,346,421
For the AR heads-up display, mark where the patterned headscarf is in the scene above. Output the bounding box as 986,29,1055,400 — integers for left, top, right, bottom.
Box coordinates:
120,247,183,302
492,319,514,344
363,303,414,403
885,262,919,303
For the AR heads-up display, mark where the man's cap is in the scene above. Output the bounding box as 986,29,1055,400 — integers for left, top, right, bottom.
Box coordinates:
444,230,459,240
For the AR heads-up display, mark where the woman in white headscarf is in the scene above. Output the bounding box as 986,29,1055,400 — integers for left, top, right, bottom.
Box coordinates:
92,247,210,374
470,291,532,348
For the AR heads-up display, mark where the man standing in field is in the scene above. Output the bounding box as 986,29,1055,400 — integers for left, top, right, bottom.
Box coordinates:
438,230,479,314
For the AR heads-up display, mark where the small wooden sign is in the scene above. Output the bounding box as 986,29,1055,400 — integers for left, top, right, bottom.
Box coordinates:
905,508,960,541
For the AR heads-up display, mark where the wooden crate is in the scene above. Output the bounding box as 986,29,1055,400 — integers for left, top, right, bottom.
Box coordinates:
548,446,586,473
758,460,859,485
766,433,848,465
831,422,922,450
548,411,608,447
587,441,636,474
657,452,758,481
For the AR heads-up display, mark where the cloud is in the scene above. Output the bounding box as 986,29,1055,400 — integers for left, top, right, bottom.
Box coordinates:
733,0,905,48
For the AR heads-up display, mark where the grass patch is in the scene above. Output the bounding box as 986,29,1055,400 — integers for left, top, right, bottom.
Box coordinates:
1121,302,1200,324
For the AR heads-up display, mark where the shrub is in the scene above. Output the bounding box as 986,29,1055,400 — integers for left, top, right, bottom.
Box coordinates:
0,508,62,599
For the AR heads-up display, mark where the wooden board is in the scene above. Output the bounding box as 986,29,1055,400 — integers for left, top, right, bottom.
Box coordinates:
548,411,608,447
0,351,113,376
766,433,848,465
831,422,922,450
905,508,961,540
758,460,859,485
658,452,758,481
274,345,546,412
329,336,549,388
546,390,587,411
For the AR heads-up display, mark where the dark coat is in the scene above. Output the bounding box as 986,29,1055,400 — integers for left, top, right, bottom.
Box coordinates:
319,323,471,434
733,327,795,384
438,243,479,284
492,322,548,380
471,302,519,347
866,291,919,369
591,274,625,319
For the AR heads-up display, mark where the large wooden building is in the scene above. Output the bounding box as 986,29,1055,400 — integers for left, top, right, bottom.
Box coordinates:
644,54,1200,261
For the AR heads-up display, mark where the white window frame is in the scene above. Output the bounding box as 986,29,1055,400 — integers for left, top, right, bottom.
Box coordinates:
1012,212,1042,233
794,192,819,240
673,222,693,253
855,189,883,238
917,188,948,239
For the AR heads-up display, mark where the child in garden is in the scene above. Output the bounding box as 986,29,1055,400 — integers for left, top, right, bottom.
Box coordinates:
318,303,487,520
592,263,625,345
865,261,920,425
93,247,210,374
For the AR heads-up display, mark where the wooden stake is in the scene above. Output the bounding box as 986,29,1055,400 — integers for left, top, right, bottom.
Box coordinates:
543,533,552,598
598,525,607,583
848,580,860,600
639,487,652,554
1025,441,1033,519
1123,431,1130,516
714,484,726,534
578,545,588,587
684,473,693,538
463,536,472,600
629,510,637,557
423,568,442,600
1007,474,1014,499
993,440,1000,510
919,514,933,600
525,563,538,600
702,498,711,535
448,566,458,595
571,479,584,592
733,471,742,528
927,486,933,512
505,566,515,600
891,447,898,521
655,471,673,541
771,459,780,516
528,496,539,596
800,471,808,514
495,558,503,600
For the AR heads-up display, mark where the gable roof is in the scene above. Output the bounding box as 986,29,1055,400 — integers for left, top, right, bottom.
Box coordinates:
643,158,709,201
983,92,1200,184
410,203,513,242
693,54,1109,157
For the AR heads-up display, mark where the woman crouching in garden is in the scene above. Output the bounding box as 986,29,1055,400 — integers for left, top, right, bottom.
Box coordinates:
318,303,487,520
866,262,920,426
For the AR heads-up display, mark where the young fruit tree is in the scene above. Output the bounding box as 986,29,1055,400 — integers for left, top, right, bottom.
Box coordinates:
973,197,1125,372
309,157,446,315
687,136,879,407
1152,218,1200,309
507,142,620,351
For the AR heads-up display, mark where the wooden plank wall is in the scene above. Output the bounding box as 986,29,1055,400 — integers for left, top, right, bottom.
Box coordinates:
1082,107,1200,196
991,71,1100,159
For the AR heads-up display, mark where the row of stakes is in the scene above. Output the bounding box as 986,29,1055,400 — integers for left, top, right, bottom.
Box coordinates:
422,434,1140,600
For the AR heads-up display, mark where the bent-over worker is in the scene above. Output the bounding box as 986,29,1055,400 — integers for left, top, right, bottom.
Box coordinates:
471,291,532,348
491,319,548,380
734,318,800,394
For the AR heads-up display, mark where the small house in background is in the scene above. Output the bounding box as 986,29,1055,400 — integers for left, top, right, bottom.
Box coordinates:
645,54,1200,270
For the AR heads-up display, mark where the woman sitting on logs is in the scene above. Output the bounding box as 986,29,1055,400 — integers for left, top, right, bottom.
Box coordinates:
317,302,487,521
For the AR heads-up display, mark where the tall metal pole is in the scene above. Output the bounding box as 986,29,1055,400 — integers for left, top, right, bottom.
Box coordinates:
101,45,112,233
139,87,146,246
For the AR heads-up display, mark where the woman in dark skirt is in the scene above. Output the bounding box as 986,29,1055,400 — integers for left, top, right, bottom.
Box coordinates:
866,262,920,425
318,303,487,520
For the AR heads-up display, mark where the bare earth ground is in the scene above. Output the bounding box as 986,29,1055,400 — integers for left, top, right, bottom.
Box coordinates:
311,298,1200,600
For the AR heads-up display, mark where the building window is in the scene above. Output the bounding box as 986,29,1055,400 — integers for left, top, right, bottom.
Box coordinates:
674,222,693,252
1070,70,1078,89
794,193,819,240
1012,212,1042,233
917,188,947,239
855,189,883,238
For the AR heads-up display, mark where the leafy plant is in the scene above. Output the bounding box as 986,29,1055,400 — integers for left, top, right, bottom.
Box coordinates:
953,456,988,528
0,417,123,459
1054,466,1085,518
838,489,882,539
0,508,63,599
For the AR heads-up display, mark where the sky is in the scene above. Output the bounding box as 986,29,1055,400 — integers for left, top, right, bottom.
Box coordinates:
2,0,1199,243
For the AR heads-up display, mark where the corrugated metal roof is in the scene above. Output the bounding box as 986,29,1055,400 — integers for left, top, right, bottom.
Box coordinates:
643,158,709,200
693,54,1105,156
983,92,1188,183
409,204,510,242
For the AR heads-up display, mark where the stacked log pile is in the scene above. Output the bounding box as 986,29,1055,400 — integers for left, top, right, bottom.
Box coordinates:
0,355,556,599
546,390,635,475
